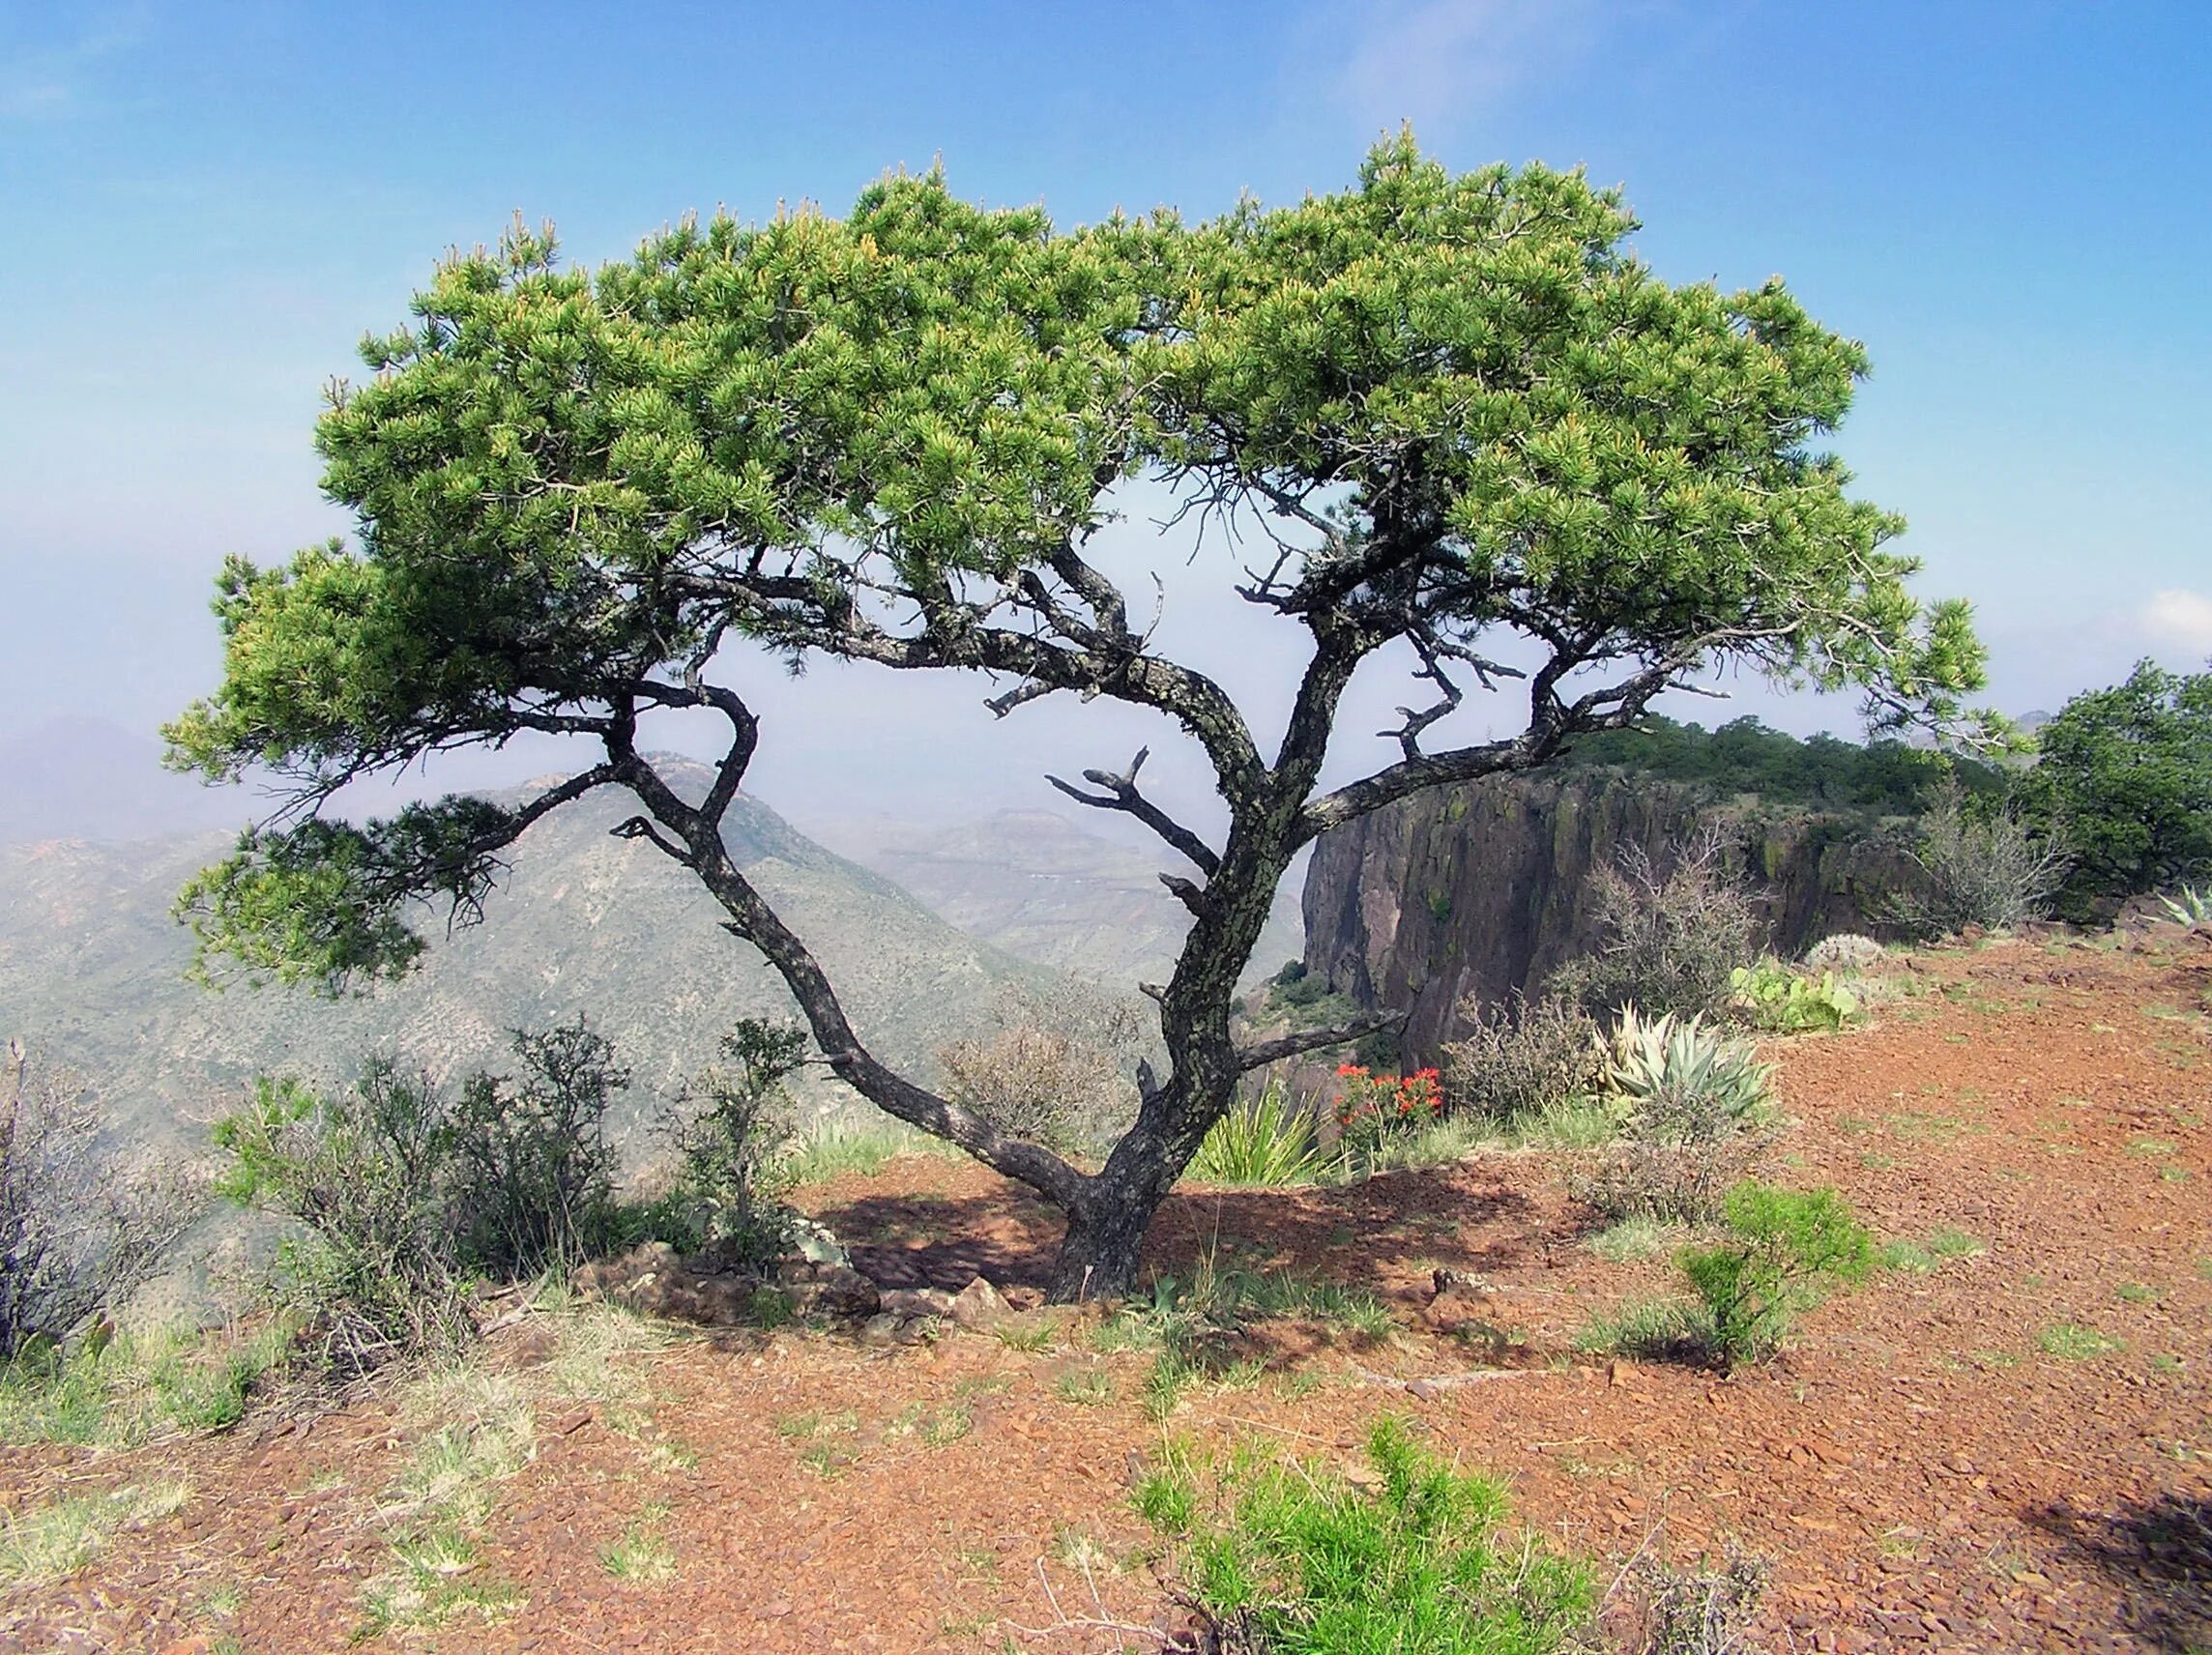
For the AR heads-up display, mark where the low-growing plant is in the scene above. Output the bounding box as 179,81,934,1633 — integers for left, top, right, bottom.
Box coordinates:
1441,995,1606,1123
1800,932,1886,972
1135,1415,1590,1653
1331,1064,1444,1168
1679,1182,1873,1366
1730,961,1861,1032
1602,1008,1776,1138
1187,1078,1324,1187
0,1477,192,1589
0,1321,296,1446
2157,884,2212,927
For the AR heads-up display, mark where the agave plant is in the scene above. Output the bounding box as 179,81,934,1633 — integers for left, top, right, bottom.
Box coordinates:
2156,884,2211,927
1187,1080,1324,1187
1600,1006,1776,1143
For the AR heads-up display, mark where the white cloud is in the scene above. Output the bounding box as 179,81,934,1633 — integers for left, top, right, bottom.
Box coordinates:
1338,0,1599,131
0,11,146,123
2140,589,2212,658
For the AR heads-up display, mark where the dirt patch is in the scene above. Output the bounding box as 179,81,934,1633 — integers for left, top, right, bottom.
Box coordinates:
3,933,2207,1652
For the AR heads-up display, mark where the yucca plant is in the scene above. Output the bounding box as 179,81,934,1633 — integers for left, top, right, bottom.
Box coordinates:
2156,884,2211,927
1187,1080,1324,1187
1600,1007,1775,1143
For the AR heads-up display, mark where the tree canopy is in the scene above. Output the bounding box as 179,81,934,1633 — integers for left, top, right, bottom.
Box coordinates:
168,138,1990,1294
2027,658,2212,907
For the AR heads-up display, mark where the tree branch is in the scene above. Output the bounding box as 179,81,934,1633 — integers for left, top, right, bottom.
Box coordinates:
1235,1009,1407,1071
1045,747,1222,876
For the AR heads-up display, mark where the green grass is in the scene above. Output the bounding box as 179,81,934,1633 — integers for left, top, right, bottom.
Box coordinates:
1586,1215,1686,1263
1054,1366,1116,1407
2115,1282,2160,1305
2038,1323,2122,1361
357,1367,538,1636
1573,1296,1715,1360
994,1318,1057,1353
601,1504,677,1582
0,1479,192,1588
0,1321,296,1448
1879,1228,1985,1274
781,1124,962,1187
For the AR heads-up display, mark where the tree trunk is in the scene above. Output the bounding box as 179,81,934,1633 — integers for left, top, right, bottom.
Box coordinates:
1046,1183,1161,1302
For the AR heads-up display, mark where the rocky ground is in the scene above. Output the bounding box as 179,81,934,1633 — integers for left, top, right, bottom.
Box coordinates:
2,932,2206,1653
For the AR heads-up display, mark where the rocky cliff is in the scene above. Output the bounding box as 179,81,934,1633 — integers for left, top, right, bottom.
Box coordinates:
1301,769,1916,1067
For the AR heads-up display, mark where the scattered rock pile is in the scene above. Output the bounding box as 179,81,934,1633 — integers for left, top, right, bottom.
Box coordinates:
573,1240,1016,1342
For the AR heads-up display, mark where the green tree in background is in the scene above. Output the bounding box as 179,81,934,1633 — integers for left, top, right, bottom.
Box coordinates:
167,137,1990,1297
2029,659,2212,909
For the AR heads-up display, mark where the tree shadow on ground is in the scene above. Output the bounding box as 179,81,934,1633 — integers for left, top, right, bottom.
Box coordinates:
806,1162,1550,1298
2028,1491,2212,1653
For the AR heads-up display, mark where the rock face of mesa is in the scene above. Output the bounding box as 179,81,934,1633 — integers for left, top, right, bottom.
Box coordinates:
1300,769,1919,1068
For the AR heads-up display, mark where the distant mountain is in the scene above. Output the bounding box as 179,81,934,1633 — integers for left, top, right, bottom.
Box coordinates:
0,764,1056,1148
815,807,1304,988
0,716,247,844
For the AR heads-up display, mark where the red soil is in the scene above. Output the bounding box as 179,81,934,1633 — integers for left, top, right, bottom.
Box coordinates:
3,933,2206,1653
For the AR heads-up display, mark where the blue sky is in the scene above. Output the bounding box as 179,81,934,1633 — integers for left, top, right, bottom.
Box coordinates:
2,1,2207,825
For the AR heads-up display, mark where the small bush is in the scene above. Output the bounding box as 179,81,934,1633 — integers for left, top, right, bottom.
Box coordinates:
1134,1415,1590,1654
1679,1182,1873,1367
1330,1065,1444,1169
1441,995,1606,1123
1730,961,1861,1032
1188,1079,1324,1187
654,1019,803,1269
1572,1010,1776,1225
937,983,1147,1153
1800,932,1885,972
0,1041,204,1360
1888,774,2069,937
1544,828,1764,1022
448,1018,627,1277
214,1060,469,1367
217,1018,645,1369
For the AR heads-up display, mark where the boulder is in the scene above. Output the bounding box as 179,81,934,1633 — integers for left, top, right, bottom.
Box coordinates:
879,1286,958,1320
950,1276,1010,1331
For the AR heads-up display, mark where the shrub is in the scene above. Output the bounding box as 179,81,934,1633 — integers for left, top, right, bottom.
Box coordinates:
937,982,1147,1153
447,1018,627,1277
1571,1011,1774,1224
1889,773,2069,937
216,1018,645,1367
1729,961,1861,1032
1679,1182,1872,1366
0,1041,203,1361
214,1060,468,1366
1800,932,1885,972
1331,1065,1444,1168
1188,1079,1324,1187
1441,995,1607,1123
1544,828,1763,1021
655,1019,804,1268
1133,1415,1590,1653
